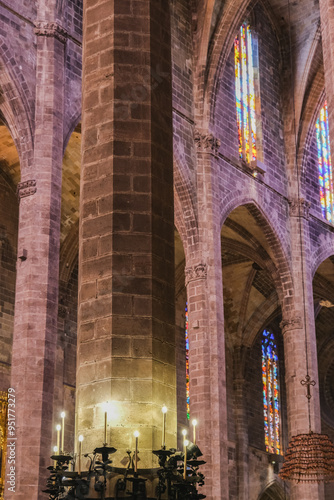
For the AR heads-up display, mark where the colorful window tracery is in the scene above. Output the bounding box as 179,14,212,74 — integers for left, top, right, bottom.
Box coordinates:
262,330,281,454
316,101,334,222
185,303,190,420
234,23,257,163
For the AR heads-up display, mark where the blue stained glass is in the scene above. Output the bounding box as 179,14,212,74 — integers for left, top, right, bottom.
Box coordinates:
262,330,281,454
316,101,333,222
234,23,257,163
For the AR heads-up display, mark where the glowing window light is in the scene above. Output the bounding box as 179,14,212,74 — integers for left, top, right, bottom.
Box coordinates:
234,23,257,163
262,329,281,455
316,101,334,222
185,303,190,420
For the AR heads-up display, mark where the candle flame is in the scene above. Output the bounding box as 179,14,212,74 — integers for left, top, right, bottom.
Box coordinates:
134,430,140,438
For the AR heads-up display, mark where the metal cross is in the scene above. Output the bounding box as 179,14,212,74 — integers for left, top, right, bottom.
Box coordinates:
301,374,316,400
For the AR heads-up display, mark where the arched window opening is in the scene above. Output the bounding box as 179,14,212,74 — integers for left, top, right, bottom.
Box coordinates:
262,329,281,454
316,101,334,222
234,22,257,164
185,303,190,420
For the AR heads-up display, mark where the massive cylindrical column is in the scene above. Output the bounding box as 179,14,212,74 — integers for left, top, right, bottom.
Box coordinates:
77,0,176,471
7,20,65,500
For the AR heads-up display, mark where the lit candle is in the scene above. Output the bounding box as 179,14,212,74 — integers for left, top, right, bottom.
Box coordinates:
162,406,167,449
134,431,139,474
104,411,107,444
192,419,197,445
183,438,189,480
53,446,58,468
61,412,65,452
102,402,113,445
56,424,61,453
78,435,84,474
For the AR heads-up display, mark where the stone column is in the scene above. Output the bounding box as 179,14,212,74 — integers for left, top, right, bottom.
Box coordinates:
233,348,249,500
6,21,65,500
186,130,228,499
281,200,324,500
78,0,175,474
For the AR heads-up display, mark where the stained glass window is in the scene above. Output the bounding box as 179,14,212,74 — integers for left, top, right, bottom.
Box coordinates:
262,330,281,454
234,23,257,163
185,303,190,420
316,101,334,222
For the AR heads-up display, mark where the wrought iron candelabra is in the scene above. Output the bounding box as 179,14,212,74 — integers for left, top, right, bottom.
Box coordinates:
44,442,206,500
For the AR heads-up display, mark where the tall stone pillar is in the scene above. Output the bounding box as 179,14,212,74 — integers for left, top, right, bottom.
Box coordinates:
6,19,65,500
78,0,175,472
233,348,249,500
281,200,324,500
186,130,228,499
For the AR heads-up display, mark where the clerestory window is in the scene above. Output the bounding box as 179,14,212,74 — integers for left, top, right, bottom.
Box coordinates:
234,22,257,164
316,101,334,222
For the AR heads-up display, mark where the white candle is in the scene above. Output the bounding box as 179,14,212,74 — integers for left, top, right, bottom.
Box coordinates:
56,424,61,453
182,430,187,479
162,406,167,448
183,439,189,480
53,446,58,468
78,435,84,474
192,419,197,445
134,431,139,473
61,412,65,452
104,411,107,444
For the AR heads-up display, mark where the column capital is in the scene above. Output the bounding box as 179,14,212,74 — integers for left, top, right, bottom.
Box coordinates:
194,129,220,156
34,21,67,44
16,179,37,200
185,262,207,286
280,316,303,334
288,198,310,219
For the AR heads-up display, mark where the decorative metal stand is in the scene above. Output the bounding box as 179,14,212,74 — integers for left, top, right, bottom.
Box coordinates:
44,442,206,500
153,443,206,500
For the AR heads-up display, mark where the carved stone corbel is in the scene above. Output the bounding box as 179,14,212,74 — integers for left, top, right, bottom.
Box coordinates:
194,129,220,156
16,179,37,200
185,262,207,286
34,21,67,44
288,198,310,219
279,316,303,334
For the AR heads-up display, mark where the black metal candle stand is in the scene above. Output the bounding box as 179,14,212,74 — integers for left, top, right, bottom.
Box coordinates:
153,444,206,500
44,443,206,500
